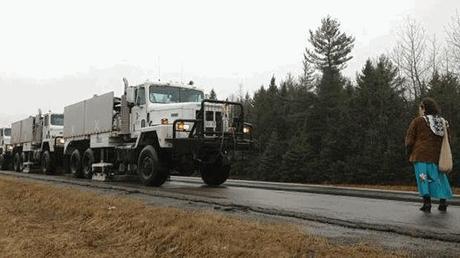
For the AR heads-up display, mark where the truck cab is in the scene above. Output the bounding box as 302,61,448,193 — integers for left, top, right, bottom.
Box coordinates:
0,127,12,170
127,81,241,141
128,82,208,137
41,112,65,152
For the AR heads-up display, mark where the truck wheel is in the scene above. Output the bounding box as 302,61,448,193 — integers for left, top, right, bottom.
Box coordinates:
0,155,6,170
20,153,26,172
13,152,22,172
41,151,54,175
200,157,230,186
137,145,168,186
70,149,83,178
82,149,95,179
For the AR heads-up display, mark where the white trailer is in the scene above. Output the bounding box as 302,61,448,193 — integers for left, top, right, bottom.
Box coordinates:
0,128,12,170
64,79,253,186
11,112,64,173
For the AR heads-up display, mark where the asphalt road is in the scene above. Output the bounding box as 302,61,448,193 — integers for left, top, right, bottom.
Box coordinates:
164,180,460,242
1,170,459,242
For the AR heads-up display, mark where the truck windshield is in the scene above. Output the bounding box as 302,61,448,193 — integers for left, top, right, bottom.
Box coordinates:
3,128,11,136
149,85,204,104
51,114,64,125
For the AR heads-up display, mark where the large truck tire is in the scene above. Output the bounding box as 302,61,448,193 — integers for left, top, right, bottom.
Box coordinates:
63,155,70,174
200,157,230,186
0,155,7,170
137,145,169,186
70,149,83,178
20,152,26,172
40,151,54,174
82,148,95,179
13,152,22,172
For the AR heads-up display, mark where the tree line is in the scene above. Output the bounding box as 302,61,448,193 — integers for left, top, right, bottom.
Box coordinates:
211,15,460,186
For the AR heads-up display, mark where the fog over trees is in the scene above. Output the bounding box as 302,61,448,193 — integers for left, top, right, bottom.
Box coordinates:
227,15,460,186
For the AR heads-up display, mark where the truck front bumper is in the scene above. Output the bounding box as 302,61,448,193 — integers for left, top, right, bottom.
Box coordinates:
167,136,253,153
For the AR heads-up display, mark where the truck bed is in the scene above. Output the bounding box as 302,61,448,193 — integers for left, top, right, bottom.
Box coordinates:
64,92,116,138
11,117,35,145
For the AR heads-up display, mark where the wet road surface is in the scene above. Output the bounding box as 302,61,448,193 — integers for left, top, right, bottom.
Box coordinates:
160,180,460,241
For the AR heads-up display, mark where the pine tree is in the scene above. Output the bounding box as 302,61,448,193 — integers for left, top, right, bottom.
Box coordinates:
252,76,282,152
258,131,285,181
305,16,355,72
302,16,355,181
344,56,409,183
299,58,315,90
279,129,315,182
209,89,217,100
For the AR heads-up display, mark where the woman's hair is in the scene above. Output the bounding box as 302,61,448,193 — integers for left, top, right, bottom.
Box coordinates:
421,97,441,115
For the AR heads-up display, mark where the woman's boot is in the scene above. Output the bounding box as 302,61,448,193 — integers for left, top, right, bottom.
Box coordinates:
438,199,448,212
420,196,431,213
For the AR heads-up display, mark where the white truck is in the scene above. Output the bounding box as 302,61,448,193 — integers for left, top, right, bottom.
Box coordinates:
63,79,252,186
0,127,13,170
11,112,65,173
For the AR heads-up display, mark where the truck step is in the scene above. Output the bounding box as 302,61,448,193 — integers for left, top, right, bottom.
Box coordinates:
22,162,35,173
92,172,110,181
92,162,114,181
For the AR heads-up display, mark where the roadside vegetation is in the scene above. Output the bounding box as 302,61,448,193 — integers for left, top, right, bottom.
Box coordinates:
226,15,460,188
0,176,407,257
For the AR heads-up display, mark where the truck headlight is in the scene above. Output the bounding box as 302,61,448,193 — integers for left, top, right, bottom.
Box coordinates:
176,121,190,131
243,126,251,134
56,138,65,144
6,145,13,151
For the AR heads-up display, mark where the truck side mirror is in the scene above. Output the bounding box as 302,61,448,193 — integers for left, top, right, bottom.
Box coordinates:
126,87,135,104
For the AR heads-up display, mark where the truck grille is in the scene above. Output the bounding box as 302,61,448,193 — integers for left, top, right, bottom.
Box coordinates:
196,110,224,136
215,112,223,132
205,111,214,121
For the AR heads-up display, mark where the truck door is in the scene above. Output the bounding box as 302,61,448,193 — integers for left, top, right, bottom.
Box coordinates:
130,86,148,137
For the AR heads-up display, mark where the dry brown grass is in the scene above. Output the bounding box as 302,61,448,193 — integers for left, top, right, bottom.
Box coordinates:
333,184,459,195
0,176,407,258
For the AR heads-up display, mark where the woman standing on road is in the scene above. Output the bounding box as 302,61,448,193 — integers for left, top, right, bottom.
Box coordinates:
405,97,453,213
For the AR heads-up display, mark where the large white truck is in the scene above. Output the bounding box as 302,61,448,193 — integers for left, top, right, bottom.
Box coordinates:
0,128,12,170
64,79,252,186
11,112,64,173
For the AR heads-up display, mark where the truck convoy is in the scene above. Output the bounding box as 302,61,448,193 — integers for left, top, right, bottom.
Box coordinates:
2,78,253,187
0,128,12,170
10,112,64,173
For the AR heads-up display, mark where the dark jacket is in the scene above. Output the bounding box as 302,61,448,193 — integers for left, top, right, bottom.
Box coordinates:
405,116,451,163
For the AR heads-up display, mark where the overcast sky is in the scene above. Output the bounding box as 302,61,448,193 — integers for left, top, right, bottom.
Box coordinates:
0,0,459,126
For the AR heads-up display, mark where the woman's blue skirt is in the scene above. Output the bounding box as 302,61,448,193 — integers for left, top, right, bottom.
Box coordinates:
414,162,453,199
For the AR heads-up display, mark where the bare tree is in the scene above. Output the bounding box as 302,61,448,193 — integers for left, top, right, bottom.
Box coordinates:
441,47,452,74
428,34,442,76
447,11,460,74
392,17,429,99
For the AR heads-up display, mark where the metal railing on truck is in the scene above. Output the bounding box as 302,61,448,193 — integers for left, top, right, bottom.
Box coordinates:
171,99,252,140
